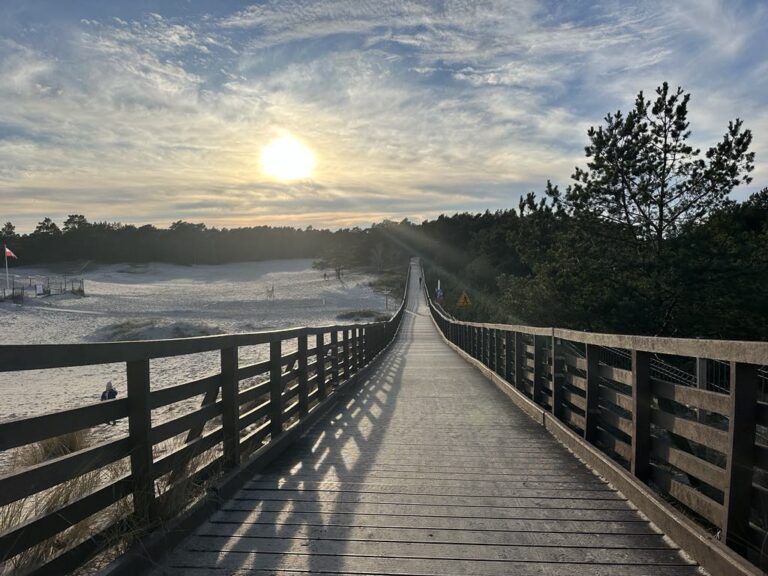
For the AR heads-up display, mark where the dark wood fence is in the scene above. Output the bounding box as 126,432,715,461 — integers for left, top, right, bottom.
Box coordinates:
427,290,768,570
0,274,408,575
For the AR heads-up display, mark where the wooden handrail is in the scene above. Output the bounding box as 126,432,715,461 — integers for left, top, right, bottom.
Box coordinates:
423,275,768,569
0,264,410,573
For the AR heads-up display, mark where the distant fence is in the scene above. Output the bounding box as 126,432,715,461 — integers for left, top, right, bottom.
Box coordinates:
0,268,408,574
1,275,85,303
426,286,768,571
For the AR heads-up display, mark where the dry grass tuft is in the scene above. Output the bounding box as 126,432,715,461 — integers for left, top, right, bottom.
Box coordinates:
1,431,101,574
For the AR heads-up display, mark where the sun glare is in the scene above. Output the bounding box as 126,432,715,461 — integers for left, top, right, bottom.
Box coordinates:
260,134,316,181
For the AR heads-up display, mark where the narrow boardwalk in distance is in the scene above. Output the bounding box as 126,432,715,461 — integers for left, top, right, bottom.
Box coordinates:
155,261,703,576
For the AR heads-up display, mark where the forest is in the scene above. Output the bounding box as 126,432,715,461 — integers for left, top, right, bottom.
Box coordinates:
2,83,766,341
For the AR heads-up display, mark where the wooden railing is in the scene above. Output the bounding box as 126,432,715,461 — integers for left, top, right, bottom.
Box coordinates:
427,289,768,570
0,271,408,575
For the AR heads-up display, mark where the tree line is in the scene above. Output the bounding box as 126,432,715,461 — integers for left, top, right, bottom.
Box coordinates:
411,83,766,341
2,82,765,340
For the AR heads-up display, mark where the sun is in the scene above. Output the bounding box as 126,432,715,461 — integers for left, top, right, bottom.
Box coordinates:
260,134,316,181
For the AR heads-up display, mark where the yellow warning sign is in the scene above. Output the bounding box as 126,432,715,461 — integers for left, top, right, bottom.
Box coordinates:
456,291,472,307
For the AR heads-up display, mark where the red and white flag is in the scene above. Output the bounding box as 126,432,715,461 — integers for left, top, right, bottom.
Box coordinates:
4,246,17,259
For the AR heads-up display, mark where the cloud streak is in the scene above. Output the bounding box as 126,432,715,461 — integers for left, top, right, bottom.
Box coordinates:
0,0,765,232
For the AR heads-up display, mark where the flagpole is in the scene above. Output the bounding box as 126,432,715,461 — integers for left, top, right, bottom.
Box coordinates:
4,243,9,293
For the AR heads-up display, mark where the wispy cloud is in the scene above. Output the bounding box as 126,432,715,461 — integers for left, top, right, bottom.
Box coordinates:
0,0,765,231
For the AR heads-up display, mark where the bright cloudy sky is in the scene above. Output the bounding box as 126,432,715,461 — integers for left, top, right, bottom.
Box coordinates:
1,0,766,231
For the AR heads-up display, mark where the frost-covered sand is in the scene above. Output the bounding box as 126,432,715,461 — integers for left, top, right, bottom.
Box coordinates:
0,260,388,424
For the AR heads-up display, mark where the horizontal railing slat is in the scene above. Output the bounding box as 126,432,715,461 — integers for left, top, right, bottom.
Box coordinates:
281,350,299,368
596,427,632,461
152,427,223,480
0,329,306,372
150,374,219,409
597,364,632,386
598,385,633,413
150,401,222,445
0,473,132,560
650,437,726,490
650,408,729,453
561,388,586,411
562,406,586,430
238,381,270,406
239,421,271,457
652,379,730,415
599,407,633,437
649,463,724,527
238,401,270,430
283,400,300,421
0,398,129,451
564,353,587,371
564,372,587,391
0,437,132,508
238,359,270,381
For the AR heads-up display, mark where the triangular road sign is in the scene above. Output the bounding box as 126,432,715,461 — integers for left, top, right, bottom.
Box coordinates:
456,291,472,307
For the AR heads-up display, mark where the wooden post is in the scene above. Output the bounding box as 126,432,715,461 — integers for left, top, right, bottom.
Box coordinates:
297,332,309,418
497,331,503,376
696,358,708,423
505,331,513,383
514,332,524,391
126,359,156,525
316,332,327,399
343,329,351,380
723,362,758,553
351,327,359,374
269,338,283,438
220,346,240,469
631,350,651,481
357,327,364,369
532,335,544,406
551,334,564,419
585,344,600,443
490,330,496,372
330,330,339,386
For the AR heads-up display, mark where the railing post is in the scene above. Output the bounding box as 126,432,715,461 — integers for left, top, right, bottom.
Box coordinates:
585,344,600,443
269,338,283,438
514,332,524,391
505,331,513,383
696,358,708,423
220,346,240,469
724,362,758,554
329,329,339,386
356,327,362,370
316,332,327,399
631,350,650,481
496,330,503,375
490,329,496,372
343,328,351,380
551,334,564,419
533,335,544,406
297,332,309,418
126,359,157,526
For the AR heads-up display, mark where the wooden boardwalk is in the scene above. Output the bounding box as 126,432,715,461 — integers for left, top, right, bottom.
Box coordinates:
154,262,703,575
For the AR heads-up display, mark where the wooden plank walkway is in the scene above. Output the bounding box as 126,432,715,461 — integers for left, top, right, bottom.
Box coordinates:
154,261,704,575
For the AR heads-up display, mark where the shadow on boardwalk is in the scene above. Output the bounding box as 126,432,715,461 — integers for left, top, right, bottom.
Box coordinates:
155,261,702,576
